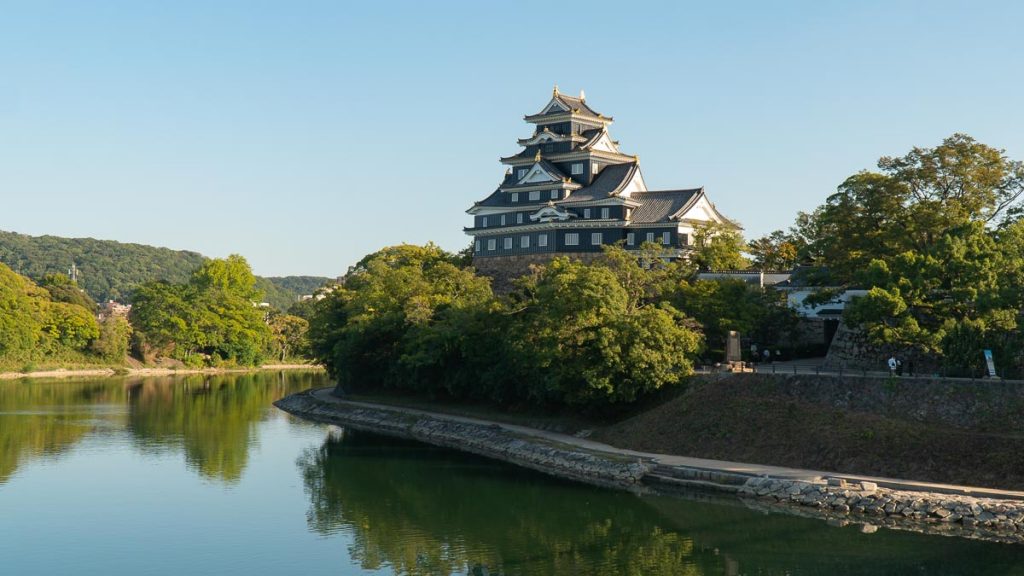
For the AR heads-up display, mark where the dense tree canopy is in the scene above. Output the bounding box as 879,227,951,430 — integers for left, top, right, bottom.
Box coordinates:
784,134,1024,375
689,222,749,271
0,262,109,365
131,255,271,366
0,229,331,308
307,243,790,409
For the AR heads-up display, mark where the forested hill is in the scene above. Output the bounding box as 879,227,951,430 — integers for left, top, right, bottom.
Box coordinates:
0,230,333,309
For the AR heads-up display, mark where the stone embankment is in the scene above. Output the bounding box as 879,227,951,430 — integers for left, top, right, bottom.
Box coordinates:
277,388,1024,545
275,390,654,488
738,477,1024,544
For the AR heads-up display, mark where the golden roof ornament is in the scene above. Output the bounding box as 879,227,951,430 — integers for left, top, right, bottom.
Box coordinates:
579,89,586,102
535,149,542,162
552,84,559,96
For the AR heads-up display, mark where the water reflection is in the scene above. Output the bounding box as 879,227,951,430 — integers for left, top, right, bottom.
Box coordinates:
0,381,119,483
0,370,326,484
299,432,1024,576
298,431,712,575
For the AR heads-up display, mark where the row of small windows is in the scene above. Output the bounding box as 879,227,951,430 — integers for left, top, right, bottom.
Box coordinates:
516,162,594,181
475,231,679,252
476,234,551,252
511,190,560,203
625,232,685,246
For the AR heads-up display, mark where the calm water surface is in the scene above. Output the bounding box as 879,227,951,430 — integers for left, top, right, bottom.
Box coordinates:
1,371,1023,575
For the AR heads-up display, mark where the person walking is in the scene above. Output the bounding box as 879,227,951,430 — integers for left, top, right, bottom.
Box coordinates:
887,355,898,376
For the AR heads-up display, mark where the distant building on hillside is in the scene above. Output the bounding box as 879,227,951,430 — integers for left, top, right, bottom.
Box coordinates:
465,87,737,286
97,300,131,321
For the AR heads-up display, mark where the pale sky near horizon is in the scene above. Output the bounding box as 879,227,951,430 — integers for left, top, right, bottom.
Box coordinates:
2,1,1022,277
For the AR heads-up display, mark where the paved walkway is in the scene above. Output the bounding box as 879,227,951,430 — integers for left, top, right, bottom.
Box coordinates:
309,388,1024,501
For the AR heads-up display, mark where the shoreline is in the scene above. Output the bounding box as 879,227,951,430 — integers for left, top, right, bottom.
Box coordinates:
0,363,324,381
276,387,1024,545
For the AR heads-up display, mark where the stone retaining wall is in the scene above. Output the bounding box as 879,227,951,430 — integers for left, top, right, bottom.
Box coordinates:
712,373,1024,432
275,391,654,489
739,477,1024,544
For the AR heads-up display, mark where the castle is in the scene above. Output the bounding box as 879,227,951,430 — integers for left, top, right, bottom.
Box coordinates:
466,87,735,285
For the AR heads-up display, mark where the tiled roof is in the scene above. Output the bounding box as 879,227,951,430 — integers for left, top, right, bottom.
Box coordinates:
526,92,610,121
556,163,636,204
552,93,602,118
628,189,704,223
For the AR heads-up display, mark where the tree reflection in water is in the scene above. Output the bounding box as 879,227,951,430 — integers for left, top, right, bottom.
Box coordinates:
297,431,714,576
0,370,326,484
0,381,116,483
126,371,322,482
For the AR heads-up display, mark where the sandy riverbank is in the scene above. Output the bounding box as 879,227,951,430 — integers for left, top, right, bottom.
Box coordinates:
0,363,323,380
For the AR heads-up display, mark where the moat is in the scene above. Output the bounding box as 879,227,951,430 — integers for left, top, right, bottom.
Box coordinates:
1,371,1022,575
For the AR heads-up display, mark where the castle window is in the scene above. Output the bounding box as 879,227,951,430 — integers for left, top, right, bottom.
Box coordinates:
571,163,583,175
521,235,530,248
538,234,548,247
504,237,513,250
565,233,579,246
529,190,540,201
679,233,689,246
600,208,609,219
500,215,506,226
583,208,591,219
591,232,602,245
512,193,519,203
517,168,527,179
662,231,671,245
627,233,635,246
475,240,481,252
646,232,655,243
516,213,523,224
488,239,496,251
550,190,558,200
592,163,600,175
482,217,488,228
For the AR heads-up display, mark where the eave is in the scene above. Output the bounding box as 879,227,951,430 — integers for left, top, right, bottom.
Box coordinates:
501,149,636,166
523,111,612,126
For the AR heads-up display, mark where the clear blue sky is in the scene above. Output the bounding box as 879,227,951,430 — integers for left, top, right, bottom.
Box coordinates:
2,1,1021,277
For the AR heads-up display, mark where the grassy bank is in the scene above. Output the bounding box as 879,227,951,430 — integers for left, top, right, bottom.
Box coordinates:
593,374,1024,490
339,373,1024,491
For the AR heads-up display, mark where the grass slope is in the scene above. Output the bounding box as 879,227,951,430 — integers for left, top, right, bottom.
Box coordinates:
593,375,1024,490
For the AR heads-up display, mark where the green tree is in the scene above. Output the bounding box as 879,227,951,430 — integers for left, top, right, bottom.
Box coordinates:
514,257,700,406
268,312,309,362
748,230,799,271
689,222,749,271
130,255,271,366
791,134,1024,371
91,316,133,361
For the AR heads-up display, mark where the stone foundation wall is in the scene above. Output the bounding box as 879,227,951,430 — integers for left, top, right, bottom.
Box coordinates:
473,253,603,293
713,373,1024,432
824,320,938,372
